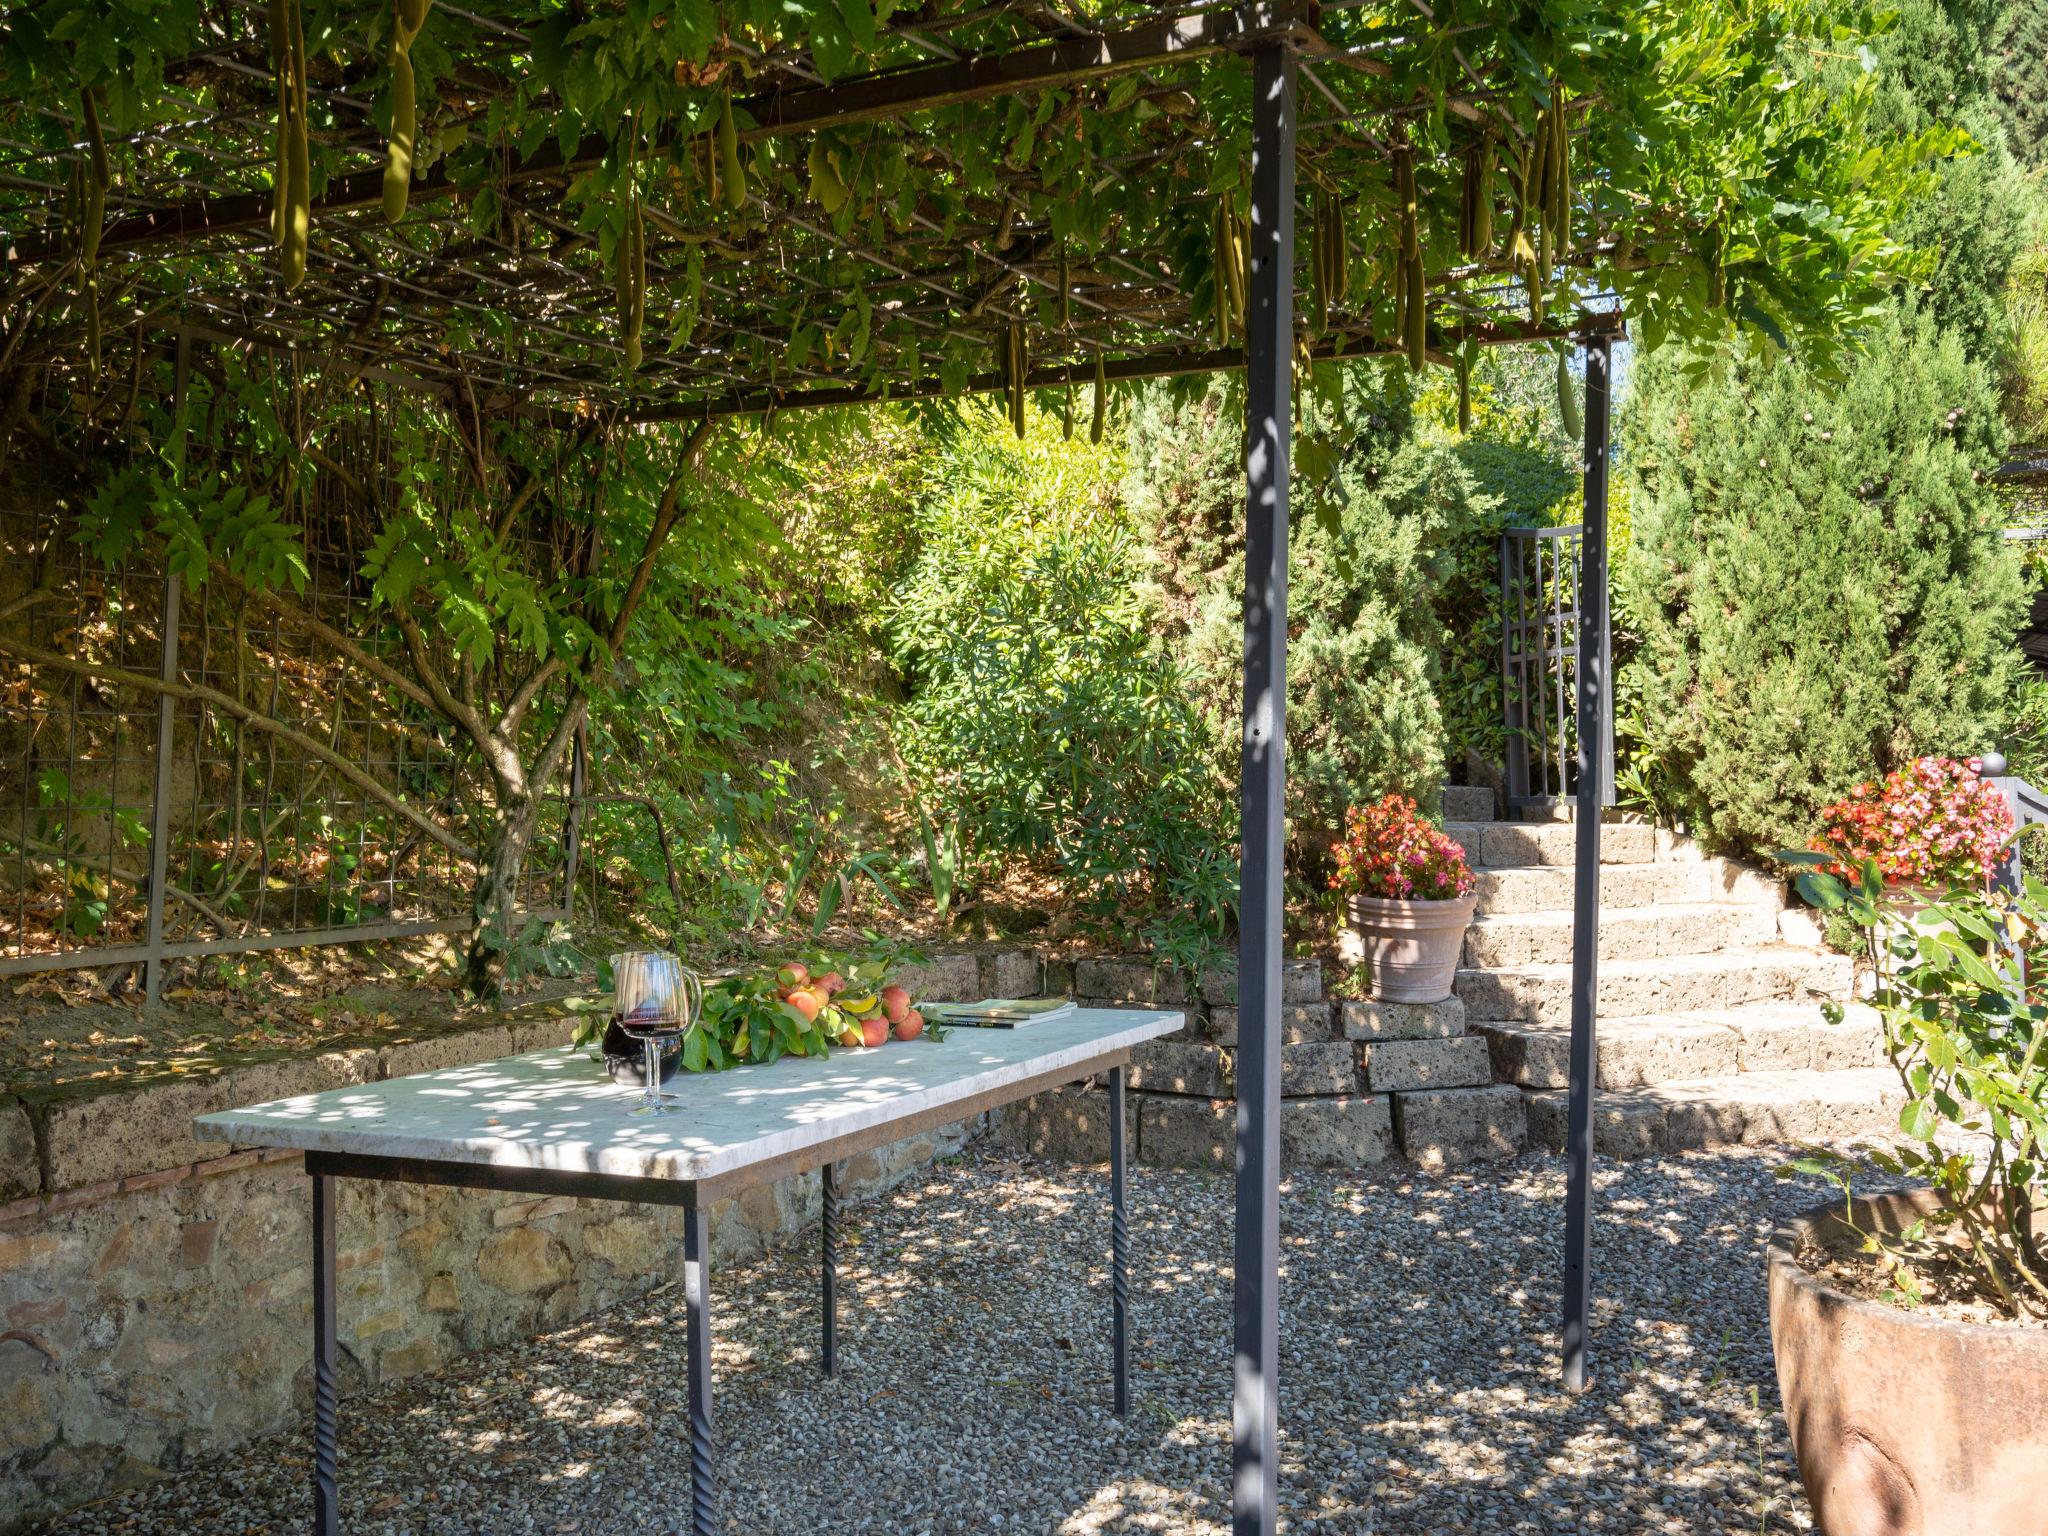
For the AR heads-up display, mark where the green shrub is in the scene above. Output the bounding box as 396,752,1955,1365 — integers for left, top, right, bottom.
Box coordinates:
1618,304,2028,860
889,406,1233,945
1126,374,1456,851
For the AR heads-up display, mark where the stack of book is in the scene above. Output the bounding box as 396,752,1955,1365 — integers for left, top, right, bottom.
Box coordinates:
919,998,1076,1029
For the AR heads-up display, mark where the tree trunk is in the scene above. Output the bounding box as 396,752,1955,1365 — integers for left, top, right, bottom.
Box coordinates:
464,788,540,999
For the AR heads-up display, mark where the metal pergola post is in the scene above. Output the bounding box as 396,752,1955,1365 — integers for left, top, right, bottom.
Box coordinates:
1561,321,1614,1394
1232,38,1295,1536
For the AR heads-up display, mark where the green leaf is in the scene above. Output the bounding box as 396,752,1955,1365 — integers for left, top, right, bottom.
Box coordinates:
835,0,877,54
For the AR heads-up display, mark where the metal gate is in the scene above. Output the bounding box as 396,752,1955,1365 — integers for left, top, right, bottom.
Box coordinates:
1498,524,1613,815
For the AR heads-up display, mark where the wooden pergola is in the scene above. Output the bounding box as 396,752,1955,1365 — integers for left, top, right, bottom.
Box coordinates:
2,3,1635,1530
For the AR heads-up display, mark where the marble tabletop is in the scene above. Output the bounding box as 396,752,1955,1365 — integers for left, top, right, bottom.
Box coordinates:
193,1006,1181,1184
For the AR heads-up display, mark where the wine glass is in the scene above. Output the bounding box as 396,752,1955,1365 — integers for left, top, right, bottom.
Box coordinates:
611,951,702,1115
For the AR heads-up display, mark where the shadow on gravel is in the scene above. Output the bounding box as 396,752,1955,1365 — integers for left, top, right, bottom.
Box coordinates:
36,1147,1821,1536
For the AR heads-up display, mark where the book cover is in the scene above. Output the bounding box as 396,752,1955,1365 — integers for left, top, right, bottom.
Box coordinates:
922,998,1076,1028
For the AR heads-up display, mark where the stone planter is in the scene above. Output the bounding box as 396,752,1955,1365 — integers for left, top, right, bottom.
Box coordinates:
1767,1189,2048,1536
1344,890,1478,1003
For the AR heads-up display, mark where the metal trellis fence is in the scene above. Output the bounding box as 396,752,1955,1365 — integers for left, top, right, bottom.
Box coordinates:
1498,523,1614,816
0,501,575,994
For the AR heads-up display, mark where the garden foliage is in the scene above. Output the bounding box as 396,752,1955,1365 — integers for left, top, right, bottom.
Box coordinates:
888,406,1234,950
1784,859,2048,1319
1861,0,2035,361
1619,305,2028,861
1125,371,1506,849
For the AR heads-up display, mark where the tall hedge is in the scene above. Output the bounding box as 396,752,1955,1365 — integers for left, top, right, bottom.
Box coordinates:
1125,372,1490,850
888,406,1233,942
1619,305,2027,858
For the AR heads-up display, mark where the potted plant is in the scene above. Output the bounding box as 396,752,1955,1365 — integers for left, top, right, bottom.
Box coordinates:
1330,793,1478,1003
1767,859,2048,1536
1809,754,2014,914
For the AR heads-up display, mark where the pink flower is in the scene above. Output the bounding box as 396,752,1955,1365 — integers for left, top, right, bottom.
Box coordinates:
1331,795,1476,901
1811,756,2012,889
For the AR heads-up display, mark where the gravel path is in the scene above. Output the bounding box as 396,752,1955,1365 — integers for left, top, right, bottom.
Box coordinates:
41,1145,1828,1535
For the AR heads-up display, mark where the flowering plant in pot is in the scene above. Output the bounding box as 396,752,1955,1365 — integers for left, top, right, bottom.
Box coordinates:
1764,854,2048,1536
1808,755,2013,903
1329,794,1477,1003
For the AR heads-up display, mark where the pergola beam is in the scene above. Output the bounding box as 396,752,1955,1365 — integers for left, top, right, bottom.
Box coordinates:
594,316,1591,423
4,0,1321,268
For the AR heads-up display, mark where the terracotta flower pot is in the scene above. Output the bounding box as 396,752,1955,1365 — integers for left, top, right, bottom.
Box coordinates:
1345,890,1478,1003
1768,1189,2048,1536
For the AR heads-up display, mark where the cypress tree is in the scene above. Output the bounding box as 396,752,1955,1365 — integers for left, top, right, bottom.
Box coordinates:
1998,0,2048,165
1618,306,2027,858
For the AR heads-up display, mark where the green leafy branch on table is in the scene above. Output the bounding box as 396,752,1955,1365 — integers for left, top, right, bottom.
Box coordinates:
571,938,943,1072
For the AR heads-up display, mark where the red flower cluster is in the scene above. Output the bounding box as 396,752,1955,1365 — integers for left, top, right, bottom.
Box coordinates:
1329,794,1477,902
1811,756,2013,890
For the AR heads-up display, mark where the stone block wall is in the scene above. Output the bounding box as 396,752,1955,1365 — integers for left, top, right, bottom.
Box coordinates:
991,955,1528,1174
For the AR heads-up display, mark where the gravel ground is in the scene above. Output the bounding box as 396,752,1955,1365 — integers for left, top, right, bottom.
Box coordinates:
40,1144,1833,1536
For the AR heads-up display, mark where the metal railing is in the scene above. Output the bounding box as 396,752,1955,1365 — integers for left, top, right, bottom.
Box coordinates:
1498,524,1613,815
1983,751,2048,896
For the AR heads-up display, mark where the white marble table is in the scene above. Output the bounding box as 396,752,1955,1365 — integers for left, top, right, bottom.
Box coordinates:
198,1006,1181,1536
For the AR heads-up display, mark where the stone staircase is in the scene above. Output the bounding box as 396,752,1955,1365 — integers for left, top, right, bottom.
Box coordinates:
1441,785,1903,1157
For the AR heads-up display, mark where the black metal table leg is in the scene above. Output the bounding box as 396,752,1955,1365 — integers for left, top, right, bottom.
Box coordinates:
1109,1064,1129,1417
683,1196,716,1536
311,1170,340,1535
821,1162,839,1378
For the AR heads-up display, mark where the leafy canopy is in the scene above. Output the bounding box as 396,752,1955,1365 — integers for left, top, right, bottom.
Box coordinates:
0,0,1973,420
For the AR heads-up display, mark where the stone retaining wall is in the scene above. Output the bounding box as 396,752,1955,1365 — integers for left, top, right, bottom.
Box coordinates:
991,955,1528,1173
0,949,1020,1533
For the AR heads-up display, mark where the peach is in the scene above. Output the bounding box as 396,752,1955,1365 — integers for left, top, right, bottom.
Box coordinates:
880,984,911,1023
776,962,810,990
785,990,821,1024
814,971,846,996
860,1017,890,1048
892,1009,923,1042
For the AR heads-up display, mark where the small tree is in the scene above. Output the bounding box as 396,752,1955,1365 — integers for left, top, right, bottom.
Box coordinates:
1620,304,2028,859
38,353,784,997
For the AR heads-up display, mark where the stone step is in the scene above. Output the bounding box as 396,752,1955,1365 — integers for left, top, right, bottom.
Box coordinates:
1439,783,1498,822
1393,1083,1527,1171
1474,860,1714,915
1444,819,1659,869
1452,946,1852,1025
1473,1001,1884,1089
1461,902,1780,968
1523,1067,1904,1157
